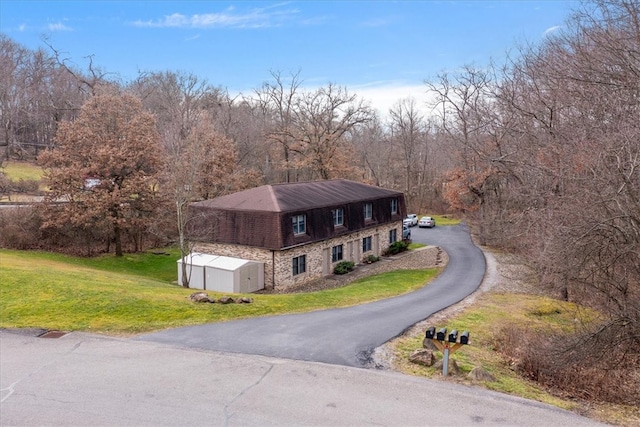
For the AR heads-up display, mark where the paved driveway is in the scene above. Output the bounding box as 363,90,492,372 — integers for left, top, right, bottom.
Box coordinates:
137,224,486,367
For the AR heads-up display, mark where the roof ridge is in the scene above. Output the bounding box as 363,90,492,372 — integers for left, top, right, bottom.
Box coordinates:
270,178,348,187
267,185,281,211
191,179,401,213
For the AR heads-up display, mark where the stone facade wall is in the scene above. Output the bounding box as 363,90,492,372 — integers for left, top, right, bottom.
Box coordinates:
273,245,445,294
194,222,402,291
193,242,274,287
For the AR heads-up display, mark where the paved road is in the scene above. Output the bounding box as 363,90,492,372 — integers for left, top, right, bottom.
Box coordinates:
137,224,486,367
1,330,606,426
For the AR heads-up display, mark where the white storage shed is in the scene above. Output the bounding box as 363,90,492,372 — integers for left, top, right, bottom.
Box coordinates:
177,252,264,293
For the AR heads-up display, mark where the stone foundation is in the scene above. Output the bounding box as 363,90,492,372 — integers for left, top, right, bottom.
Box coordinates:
194,223,404,291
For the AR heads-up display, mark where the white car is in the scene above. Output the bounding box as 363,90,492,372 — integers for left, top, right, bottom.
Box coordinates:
418,216,436,228
402,225,411,240
403,214,418,227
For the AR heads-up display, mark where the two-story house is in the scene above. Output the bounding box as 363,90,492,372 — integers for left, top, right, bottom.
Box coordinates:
187,179,407,291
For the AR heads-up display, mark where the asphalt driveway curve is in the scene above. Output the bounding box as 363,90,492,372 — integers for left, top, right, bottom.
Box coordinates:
136,223,485,367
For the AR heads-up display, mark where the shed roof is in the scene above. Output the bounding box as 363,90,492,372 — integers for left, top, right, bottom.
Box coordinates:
178,253,256,270
178,253,219,267
191,179,402,213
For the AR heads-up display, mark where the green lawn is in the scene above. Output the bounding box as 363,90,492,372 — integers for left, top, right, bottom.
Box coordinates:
1,161,46,196
0,249,439,334
430,214,460,226
2,160,44,181
16,248,183,283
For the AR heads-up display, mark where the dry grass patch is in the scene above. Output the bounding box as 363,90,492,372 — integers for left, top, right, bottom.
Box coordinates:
387,293,581,410
379,247,640,426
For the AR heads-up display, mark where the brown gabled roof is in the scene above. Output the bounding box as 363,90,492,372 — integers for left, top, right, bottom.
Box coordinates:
192,179,402,212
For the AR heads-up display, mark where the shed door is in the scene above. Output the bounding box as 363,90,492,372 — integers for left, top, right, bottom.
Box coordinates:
240,264,261,293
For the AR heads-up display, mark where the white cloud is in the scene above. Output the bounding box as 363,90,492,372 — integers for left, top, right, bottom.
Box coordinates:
231,81,437,121
350,82,436,118
47,22,72,32
131,5,299,29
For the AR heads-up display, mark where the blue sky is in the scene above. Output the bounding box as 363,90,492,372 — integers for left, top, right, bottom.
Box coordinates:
1,1,576,114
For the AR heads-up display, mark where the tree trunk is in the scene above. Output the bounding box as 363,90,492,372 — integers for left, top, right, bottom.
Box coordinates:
177,200,190,287
114,223,123,257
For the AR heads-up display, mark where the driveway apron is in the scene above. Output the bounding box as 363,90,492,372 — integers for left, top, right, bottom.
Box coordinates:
136,224,486,367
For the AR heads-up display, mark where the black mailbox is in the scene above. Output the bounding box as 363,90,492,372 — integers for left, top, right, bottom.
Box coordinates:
448,329,458,343
460,331,470,345
425,326,436,340
436,328,447,341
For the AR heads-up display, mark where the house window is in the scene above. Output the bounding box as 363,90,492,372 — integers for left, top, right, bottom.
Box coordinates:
292,255,306,275
389,229,397,243
362,236,372,253
390,199,398,214
292,214,306,235
332,208,344,227
364,203,372,220
331,245,343,262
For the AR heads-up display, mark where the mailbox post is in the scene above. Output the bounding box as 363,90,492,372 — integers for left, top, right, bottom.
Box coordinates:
424,327,470,376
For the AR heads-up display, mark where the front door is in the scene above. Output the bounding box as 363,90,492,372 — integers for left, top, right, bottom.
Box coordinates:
322,247,330,275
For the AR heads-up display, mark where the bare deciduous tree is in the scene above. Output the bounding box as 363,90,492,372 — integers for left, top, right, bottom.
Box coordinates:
291,83,372,180
254,70,303,182
387,97,436,212
350,113,393,186
0,35,27,160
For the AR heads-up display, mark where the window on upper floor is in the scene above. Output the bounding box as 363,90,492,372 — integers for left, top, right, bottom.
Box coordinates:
390,198,398,215
292,254,306,275
332,208,344,227
364,203,372,220
331,244,343,263
362,236,372,253
292,214,306,235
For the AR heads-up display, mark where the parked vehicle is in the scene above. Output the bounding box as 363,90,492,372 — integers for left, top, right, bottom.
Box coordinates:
418,216,436,228
402,225,411,240
403,214,418,227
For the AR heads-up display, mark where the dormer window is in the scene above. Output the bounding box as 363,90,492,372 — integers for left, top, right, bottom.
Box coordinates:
332,208,344,227
364,203,372,220
390,198,398,214
292,214,306,235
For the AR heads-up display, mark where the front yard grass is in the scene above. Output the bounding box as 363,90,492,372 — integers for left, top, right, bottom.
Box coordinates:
0,249,438,335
